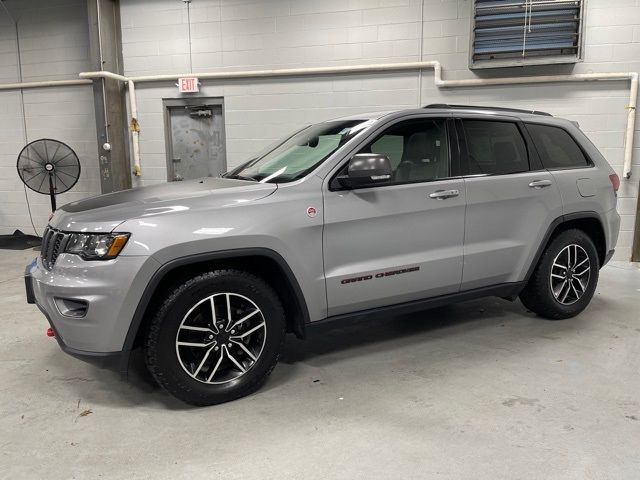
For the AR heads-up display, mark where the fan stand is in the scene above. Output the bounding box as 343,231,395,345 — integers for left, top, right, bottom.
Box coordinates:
45,162,56,211
17,138,81,216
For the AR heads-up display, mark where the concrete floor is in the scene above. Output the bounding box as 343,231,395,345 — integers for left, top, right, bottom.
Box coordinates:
1,248,639,479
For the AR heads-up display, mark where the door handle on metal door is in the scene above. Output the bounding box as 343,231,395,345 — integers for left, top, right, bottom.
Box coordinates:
528,179,552,189
429,189,459,200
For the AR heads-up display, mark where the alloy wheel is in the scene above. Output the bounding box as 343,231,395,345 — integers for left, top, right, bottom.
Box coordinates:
175,293,267,384
549,244,591,306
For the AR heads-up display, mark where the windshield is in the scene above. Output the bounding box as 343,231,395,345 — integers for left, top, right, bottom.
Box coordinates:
226,119,374,183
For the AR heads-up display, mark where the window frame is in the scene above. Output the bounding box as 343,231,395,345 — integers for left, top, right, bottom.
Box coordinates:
456,117,543,177
329,117,459,191
522,121,595,172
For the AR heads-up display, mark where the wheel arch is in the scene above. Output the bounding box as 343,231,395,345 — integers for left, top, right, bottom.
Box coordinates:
524,211,607,283
124,248,310,354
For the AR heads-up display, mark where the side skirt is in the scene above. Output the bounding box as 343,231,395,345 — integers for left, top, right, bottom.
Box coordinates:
308,282,526,332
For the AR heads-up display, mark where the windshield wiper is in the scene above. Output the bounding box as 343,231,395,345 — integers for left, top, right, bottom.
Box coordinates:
225,173,258,182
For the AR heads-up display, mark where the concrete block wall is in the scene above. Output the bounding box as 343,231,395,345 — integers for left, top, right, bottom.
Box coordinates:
0,0,638,259
0,0,99,236
120,0,640,260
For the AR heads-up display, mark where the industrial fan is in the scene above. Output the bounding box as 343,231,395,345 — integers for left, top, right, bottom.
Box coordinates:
16,139,81,212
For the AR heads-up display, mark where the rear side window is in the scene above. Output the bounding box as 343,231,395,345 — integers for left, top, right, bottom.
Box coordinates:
526,123,589,169
461,120,529,175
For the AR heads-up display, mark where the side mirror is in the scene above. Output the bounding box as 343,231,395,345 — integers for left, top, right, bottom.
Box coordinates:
338,153,392,189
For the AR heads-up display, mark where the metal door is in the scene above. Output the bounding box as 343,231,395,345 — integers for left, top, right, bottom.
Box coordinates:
461,171,563,289
164,98,226,181
322,117,465,317
456,118,564,290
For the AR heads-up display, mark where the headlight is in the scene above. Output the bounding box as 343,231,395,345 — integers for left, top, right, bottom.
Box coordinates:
65,233,130,260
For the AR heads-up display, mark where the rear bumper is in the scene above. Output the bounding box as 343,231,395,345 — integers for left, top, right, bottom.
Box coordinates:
603,207,620,256
603,249,615,266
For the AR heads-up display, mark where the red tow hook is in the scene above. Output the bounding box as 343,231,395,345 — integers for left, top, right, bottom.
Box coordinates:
46,327,55,337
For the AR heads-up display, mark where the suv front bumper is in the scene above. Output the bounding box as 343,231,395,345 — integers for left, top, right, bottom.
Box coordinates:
25,253,155,374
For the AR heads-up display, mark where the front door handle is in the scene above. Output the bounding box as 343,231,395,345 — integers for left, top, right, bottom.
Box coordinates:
429,189,459,200
529,179,552,189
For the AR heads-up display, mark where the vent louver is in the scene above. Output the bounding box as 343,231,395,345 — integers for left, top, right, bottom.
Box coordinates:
470,0,585,69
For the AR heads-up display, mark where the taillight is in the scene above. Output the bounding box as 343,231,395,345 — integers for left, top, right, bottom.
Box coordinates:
609,173,620,194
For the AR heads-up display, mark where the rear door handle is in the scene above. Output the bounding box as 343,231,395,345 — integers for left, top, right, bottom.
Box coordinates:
429,189,459,200
528,179,552,189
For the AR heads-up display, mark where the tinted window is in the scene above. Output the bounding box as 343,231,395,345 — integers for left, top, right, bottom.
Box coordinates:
370,135,404,170
358,119,449,184
462,120,529,175
527,123,589,169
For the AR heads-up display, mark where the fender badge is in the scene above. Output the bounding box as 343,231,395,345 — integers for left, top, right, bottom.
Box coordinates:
307,206,317,218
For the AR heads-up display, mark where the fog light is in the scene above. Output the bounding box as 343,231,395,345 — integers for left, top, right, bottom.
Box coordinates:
54,297,88,318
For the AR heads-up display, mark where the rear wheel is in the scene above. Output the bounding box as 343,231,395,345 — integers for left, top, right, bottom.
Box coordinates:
145,270,285,406
520,229,599,319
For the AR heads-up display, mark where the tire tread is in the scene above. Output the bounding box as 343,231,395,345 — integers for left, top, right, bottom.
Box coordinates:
520,228,599,320
144,269,285,406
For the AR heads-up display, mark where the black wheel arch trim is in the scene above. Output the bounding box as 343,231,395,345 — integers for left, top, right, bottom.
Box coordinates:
523,210,606,283
121,248,310,363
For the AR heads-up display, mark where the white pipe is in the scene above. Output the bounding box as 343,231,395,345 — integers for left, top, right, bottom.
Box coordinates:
126,61,443,83
435,71,636,87
2,60,637,179
435,70,638,179
121,62,639,179
78,62,441,179
625,73,638,179
128,80,141,176
79,71,129,82
0,79,91,90
80,71,141,176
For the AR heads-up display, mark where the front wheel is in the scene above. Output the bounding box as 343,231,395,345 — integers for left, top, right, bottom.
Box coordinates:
145,270,286,406
520,229,599,320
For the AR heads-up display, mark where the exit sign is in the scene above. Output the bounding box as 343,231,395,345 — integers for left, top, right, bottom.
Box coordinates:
178,77,199,93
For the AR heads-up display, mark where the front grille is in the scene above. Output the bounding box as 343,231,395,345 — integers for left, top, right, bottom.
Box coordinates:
41,227,71,269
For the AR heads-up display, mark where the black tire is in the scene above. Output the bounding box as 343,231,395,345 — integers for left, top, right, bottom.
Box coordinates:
520,229,599,320
145,269,286,406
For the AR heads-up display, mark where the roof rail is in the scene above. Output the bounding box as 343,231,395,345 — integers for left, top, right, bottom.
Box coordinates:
423,104,553,117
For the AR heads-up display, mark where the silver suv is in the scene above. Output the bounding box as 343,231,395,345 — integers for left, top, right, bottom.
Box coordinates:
25,105,621,406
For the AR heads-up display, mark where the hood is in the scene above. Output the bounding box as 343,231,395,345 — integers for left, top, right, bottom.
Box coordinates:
50,177,277,232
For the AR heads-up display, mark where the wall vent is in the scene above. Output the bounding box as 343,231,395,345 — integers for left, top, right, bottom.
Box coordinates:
470,0,585,69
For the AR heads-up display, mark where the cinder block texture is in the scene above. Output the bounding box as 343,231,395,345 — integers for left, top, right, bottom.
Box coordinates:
0,0,98,236
1,0,638,260
119,0,640,260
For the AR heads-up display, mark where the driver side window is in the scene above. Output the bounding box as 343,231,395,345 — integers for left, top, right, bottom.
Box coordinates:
363,118,450,184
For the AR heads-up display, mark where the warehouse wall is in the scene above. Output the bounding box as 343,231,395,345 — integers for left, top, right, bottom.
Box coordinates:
0,0,99,236
120,0,640,260
0,0,638,260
